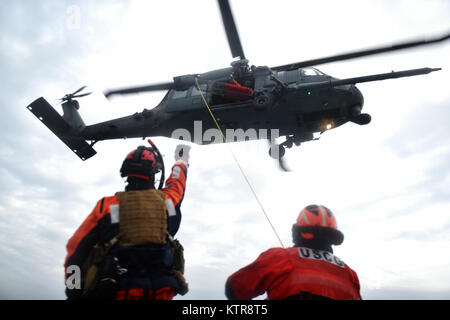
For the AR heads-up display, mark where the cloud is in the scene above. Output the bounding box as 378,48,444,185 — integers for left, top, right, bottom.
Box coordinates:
385,100,450,158
394,223,450,242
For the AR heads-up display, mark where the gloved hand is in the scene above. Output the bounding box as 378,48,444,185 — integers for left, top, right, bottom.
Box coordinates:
174,144,191,164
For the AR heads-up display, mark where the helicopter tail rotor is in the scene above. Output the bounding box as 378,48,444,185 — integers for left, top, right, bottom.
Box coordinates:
59,86,92,102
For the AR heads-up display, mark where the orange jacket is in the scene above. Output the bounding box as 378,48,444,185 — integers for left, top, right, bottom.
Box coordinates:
64,160,187,297
226,247,361,300
224,80,254,101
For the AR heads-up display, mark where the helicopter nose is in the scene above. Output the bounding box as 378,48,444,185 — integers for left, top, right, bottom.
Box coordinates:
348,85,364,117
351,85,364,107
348,85,371,125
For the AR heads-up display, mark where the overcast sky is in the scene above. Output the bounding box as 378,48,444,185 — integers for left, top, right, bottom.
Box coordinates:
1,0,449,300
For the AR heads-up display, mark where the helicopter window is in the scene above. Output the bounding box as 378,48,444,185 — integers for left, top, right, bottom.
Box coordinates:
276,71,286,82
286,70,298,83
172,89,188,99
301,68,324,76
191,84,207,96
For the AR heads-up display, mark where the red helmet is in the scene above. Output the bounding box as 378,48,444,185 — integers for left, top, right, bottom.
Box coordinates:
120,146,160,181
293,204,343,245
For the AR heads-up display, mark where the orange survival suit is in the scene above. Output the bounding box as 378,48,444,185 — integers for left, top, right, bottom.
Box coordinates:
64,143,189,300
225,205,362,300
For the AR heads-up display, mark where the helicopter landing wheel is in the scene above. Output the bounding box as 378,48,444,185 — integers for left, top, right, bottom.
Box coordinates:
284,140,293,148
269,144,286,159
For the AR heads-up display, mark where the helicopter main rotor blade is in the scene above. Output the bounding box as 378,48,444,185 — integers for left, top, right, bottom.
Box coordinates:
217,0,246,60
104,82,174,99
272,32,450,72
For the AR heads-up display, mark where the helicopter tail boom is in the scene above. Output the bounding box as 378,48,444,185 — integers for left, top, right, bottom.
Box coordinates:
26,97,97,160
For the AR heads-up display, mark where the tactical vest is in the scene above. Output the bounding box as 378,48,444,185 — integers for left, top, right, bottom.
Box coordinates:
116,189,167,246
116,189,188,295
84,190,188,296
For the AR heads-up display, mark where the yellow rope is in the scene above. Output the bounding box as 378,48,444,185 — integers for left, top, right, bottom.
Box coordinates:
194,78,285,248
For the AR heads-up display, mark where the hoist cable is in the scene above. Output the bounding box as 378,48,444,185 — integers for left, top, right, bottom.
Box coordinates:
194,78,285,248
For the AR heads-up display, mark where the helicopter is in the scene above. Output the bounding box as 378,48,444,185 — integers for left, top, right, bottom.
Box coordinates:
26,0,449,170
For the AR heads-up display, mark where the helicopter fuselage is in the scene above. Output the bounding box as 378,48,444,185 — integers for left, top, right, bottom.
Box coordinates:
80,67,366,146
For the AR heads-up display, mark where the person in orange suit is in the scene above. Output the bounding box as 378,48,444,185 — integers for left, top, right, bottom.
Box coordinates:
225,205,362,300
64,141,191,300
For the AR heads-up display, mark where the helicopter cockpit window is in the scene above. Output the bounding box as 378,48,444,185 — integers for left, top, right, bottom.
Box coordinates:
301,68,324,76
286,70,298,83
172,89,188,99
191,84,207,96
276,70,298,83
276,71,286,82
